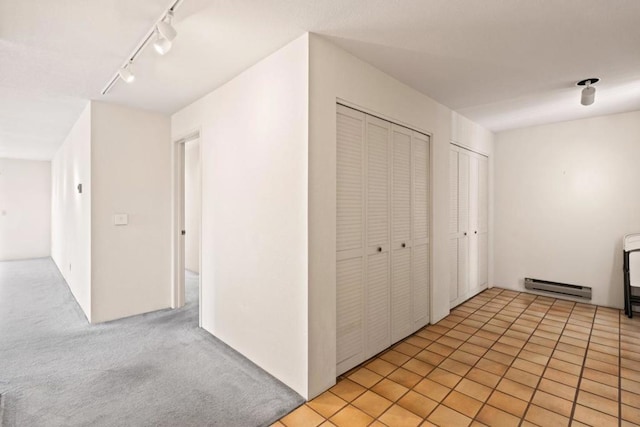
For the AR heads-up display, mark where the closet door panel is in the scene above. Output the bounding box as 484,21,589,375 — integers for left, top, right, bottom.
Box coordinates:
457,150,470,301
365,116,391,357
478,156,489,233
477,155,489,288
449,149,460,305
468,157,479,291
337,108,365,253
367,252,390,356
412,132,429,328
336,258,364,371
392,127,411,243
413,135,429,242
449,150,459,234
449,239,459,303
366,118,390,249
457,152,470,237
457,235,469,302
336,106,366,373
478,233,488,288
413,243,429,328
391,126,413,342
391,249,412,341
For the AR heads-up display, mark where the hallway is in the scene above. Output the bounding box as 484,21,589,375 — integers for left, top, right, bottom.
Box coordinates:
0,258,302,426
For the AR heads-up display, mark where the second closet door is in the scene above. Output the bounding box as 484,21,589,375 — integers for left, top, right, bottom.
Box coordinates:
449,145,489,308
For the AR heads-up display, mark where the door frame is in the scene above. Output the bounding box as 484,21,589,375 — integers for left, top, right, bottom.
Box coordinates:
171,129,202,327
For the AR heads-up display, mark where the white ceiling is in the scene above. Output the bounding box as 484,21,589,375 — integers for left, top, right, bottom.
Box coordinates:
2,0,639,160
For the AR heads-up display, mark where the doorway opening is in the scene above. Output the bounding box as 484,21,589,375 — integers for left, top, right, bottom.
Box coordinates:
172,131,202,326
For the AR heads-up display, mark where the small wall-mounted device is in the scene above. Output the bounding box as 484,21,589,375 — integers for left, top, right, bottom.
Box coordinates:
114,213,129,226
77,183,83,194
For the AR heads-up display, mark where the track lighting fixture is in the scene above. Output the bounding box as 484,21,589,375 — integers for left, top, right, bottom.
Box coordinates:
153,29,172,55
157,11,177,42
577,78,599,106
118,63,135,83
101,0,182,95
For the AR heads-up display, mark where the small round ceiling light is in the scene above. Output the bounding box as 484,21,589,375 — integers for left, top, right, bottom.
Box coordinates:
577,78,599,106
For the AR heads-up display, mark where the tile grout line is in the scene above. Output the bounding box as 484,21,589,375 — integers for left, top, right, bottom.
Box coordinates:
567,304,598,425
610,310,624,416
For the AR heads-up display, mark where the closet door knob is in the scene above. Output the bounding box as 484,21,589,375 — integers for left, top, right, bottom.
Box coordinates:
401,243,406,248
464,232,467,236
474,231,478,234
377,247,382,252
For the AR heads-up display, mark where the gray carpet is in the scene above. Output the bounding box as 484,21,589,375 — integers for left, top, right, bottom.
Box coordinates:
0,258,303,427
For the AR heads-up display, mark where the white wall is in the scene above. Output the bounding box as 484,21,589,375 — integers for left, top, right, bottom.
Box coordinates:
51,103,92,320
172,35,309,397
184,139,200,273
90,101,172,323
307,34,493,398
0,158,51,260
494,110,640,309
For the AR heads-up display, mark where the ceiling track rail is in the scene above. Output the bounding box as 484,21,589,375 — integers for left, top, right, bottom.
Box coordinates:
101,0,183,96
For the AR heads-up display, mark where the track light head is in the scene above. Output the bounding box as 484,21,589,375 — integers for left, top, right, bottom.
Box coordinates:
157,11,177,42
118,64,135,83
153,30,172,55
577,78,599,106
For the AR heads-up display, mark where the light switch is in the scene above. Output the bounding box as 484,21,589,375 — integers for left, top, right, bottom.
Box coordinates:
114,214,128,226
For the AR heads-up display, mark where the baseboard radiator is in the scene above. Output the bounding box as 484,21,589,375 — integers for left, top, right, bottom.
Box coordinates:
524,277,592,300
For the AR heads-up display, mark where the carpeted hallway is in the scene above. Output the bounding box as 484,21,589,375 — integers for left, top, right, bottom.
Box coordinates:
0,258,303,427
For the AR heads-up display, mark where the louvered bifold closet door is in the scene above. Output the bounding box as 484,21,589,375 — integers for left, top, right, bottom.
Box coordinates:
468,156,480,292
454,149,471,306
336,105,366,374
365,115,391,358
337,104,431,374
477,156,489,288
391,125,413,343
412,131,430,330
449,150,460,304
449,145,490,308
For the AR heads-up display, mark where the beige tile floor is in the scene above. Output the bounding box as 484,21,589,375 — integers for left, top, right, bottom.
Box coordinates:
274,287,640,427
